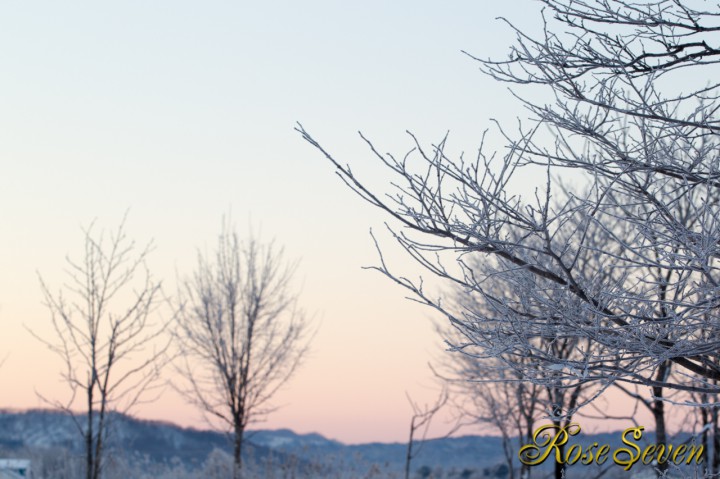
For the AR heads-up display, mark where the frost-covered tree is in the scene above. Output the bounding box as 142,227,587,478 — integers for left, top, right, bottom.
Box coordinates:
441,242,610,479
173,221,310,479
34,216,169,479
298,0,720,398
446,353,542,479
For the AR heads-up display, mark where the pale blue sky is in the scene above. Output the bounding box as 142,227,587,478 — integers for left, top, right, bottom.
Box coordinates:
0,1,582,444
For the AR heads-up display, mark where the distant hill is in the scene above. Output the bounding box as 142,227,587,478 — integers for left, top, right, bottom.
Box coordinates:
0,409,520,476
0,410,700,478
0,409,230,465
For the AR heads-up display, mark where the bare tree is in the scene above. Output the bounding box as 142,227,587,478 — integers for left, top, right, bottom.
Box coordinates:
440,248,609,479
446,354,542,479
34,216,169,479
696,388,720,476
297,0,720,398
173,222,309,479
404,387,461,479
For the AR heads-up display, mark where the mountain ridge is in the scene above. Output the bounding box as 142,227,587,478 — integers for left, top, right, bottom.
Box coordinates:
0,409,677,478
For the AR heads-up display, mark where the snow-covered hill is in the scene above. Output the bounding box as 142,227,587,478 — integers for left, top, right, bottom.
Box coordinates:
0,409,511,476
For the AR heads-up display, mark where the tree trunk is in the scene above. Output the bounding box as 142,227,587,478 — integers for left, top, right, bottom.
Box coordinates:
553,418,564,479
234,422,244,479
652,362,668,476
651,400,667,475
712,404,719,476
93,408,106,479
700,397,709,478
520,421,533,479
86,381,94,479
404,427,413,479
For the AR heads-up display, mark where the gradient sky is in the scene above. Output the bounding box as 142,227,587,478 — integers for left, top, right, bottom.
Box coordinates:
0,1,656,444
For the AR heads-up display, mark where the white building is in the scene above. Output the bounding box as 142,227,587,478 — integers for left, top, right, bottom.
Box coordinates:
0,459,31,478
